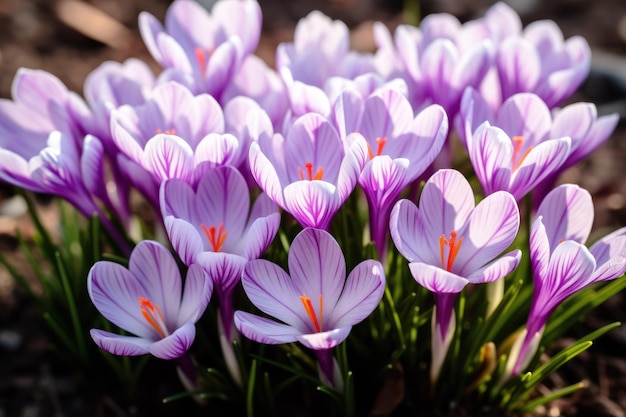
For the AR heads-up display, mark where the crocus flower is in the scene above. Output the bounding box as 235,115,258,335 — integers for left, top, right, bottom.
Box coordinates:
249,112,368,230
139,0,262,99
504,184,626,379
234,227,386,390
111,81,240,199
456,90,572,201
276,10,375,118
160,165,280,384
88,240,213,359
331,87,448,261
390,169,521,383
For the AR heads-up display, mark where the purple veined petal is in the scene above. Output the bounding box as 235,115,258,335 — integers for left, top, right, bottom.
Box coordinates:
149,321,196,360
497,37,541,100
88,261,155,339
408,262,469,294
589,228,626,282
456,87,496,149
234,311,301,344
81,135,105,199
551,102,596,152
11,69,69,126
249,141,285,208
284,76,331,117
248,192,279,223
394,24,422,83
193,133,241,179
110,110,145,163
283,180,339,230
0,149,46,192
419,169,476,243
469,124,513,196
163,216,204,265
139,11,167,65
296,326,352,350
360,88,414,143
359,155,409,210
183,95,225,149
536,184,593,247
530,216,551,281
331,89,364,139
242,259,312,331
284,113,343,184
128,241,183,331
155,31,194,73
565,112,619,169
454,190,520,275
288,228,346,324
142,134,194,182
338,132,369,201
495,93,552,146
510,136,571,201
160,178,198,222
164,0,213,53
390,199,427,263
241,212,281,261
177,264,213,325
331,260,385,329
421,39,457,105
204,39,242,97
540,240,596,309
117,154,159,206
402,104,448,180
194,166,249,247
465,249,522,284
451,40,493,101
536,36,590,108
194,251,247,295
90,329,151,356
224,95,274,149
212,0,262,56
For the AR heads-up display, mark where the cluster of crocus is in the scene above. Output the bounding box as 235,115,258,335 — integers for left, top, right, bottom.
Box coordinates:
1,0,625,414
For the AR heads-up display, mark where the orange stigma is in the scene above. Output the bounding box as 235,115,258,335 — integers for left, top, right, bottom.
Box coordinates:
195,46,215,75
298,162,324,181
201,223,228,252
512,136,533,172
300,294,323,333
138,296,168,338
155,128,177,135
367,137,388,159
439,230,464,272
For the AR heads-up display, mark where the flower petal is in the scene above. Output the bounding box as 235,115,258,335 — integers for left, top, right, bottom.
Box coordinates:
465,250,522,284
149,321,196,359
296,326,352,350
408,262,469,294
234,311,301,344
90,329,151,356
177,264,213,325
389,198,427,263
283,180,338,230
142,134,194,182
331,260,385,328
536,184,593,247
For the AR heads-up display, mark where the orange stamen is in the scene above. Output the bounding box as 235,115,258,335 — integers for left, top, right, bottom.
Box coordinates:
138,296,167,338
155,128,176,135
195,47,207,75
439,231,464,272
298,162,324,181
300,294,323,333
367,137,388,160
201,223,228,252
512,136,533,172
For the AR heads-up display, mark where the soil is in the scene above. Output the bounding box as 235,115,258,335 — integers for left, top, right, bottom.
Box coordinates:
0,0,625,416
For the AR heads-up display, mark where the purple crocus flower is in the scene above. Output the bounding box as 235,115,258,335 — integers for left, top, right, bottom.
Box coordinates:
234,227,385,390
88,240,213,360
111,81,240,199
457,90,572,201
160,165,280,383
249,112,368,230
504,184,626,379
331,87,448,261
139,0,262,99
390,169,521,383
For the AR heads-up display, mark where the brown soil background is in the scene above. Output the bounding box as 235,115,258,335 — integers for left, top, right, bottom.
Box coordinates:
0,0,626,416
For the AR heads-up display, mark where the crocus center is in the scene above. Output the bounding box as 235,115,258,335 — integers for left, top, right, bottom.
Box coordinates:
300,294,323,333
201,223,228,252
512,136,533,172
156,128,176,135
367,137,388,160
138,296,168,338
194,46,215,75
439,230,464,272
298,162,324,181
